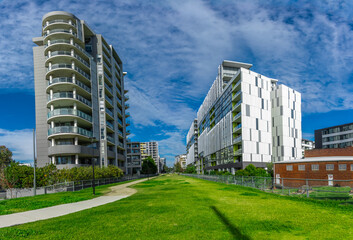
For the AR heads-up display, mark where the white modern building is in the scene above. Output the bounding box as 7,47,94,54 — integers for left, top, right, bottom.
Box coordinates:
33,11,129,170
175,154,187,170
142,141,161,173
190,60,302,173
302,139,315,157
186,119,199,171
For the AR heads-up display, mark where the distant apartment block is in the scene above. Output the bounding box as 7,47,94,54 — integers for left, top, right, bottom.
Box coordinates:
187,60,302,173
126,141,142,175
141,141,161,173
175,154,187,169
302,139,315,158
33,11,129,170
159,157,166,172
315,122,353,149
186,119,199,171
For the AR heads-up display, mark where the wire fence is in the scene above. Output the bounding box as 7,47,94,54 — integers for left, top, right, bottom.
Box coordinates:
182,174,353,201
1,174,158,199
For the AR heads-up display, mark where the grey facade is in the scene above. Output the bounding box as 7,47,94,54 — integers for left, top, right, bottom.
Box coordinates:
33,11,129,170
126,141,142,175
315,122,353,149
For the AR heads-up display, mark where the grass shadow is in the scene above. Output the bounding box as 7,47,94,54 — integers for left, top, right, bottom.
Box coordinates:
210,206,251,240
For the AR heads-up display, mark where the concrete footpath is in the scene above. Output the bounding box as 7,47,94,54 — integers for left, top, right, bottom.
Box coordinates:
0,177,152,228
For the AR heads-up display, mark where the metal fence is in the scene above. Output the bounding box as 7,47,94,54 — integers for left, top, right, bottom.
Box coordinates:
2,174,158,200
182,174,353,201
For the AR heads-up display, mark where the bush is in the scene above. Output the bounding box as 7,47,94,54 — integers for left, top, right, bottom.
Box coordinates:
141,157,158,174
234,164,270,177
185,165,196,174
0,163,124,189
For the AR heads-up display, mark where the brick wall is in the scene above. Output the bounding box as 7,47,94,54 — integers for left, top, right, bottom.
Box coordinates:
274,161,353,187
305,147,353,158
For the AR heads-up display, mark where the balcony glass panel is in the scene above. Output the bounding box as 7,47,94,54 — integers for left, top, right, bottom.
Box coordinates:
48,126,92,137
106,121,114,130
106,108,114,117
107,135,115,143
47,108,92,122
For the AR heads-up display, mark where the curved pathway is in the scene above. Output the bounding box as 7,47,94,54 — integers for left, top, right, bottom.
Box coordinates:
0,177,151,228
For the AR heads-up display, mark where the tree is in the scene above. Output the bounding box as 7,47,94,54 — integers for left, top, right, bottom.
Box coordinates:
174,161,183,173
141,157,157,174
185,165,196,174
266,162,273,177
234,164,270,177
0,146,14,168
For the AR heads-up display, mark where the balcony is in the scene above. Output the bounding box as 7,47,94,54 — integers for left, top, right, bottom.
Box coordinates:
46,64,90,81
232,80,241,90
117,142,124,149
234,148,242,156
126,130,131,135
232,90,241,101
232,112,241,122
106,108,114,118
107,135,115,144
104,82,113,95
233,100,241,110
233,124,241,132
106,121,114,130
118,129,123,136
125,103,130,109
75,66,90,80
116,107,122,116
105,96,113,107
104,72,112,84
125,95,129,101
103,60,111,71
45,39,70,47
46,50,71,59
48,108,92,122
48,126,93,137
48,92,91,107
233,135,242,144
125,112,130,118
43,19,76,28
117,118,123,126
44,29,77,37
48,77,91,93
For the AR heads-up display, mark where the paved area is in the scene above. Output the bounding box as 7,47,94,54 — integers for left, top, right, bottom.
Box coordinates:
0,178,151,228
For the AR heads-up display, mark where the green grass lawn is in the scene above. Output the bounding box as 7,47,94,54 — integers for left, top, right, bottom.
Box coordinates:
0,179,138,215
1,175,353,239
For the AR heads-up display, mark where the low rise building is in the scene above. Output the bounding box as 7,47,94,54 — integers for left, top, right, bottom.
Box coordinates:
302,139,315,158
126,141,142,175
315,122,353,149
175,154,187,170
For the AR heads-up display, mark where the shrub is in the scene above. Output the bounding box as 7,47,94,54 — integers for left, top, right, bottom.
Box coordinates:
185,165,196,174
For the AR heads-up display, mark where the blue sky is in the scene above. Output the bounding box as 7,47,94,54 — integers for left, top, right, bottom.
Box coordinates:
0,0,353,167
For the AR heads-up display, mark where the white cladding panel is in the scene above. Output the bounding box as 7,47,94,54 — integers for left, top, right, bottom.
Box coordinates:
186,144,195,166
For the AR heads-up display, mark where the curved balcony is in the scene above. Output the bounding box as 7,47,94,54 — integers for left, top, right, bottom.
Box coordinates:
47,92,91,108
43,29,77,39
46,64,90,82
43,19,76,30
46,52,90,71
47,77,91,93
48,126,93,138
44,40,91,60
48,108,92,122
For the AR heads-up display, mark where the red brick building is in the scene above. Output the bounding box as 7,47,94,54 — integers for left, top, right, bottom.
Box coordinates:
274,156,353,188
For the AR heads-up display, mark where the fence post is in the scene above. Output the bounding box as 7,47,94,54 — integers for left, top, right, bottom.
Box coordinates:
306,179,309,198
281,179,284,194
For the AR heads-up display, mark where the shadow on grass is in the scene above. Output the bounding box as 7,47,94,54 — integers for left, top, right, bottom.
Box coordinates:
210,206,251,240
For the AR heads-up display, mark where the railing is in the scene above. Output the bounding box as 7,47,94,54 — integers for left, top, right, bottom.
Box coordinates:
105,82,113,94
48,77,91,93
103,59,111,71
234,101,241,109
116,107,122,116
125,103,130,108
46,39,70,47
118,142,124,148
234,148,242,156
125,95,129,101
74,43,91,57
47,50,71,59
48,108,92,122
118,130,123,136
106,108,114,117
233,80,241,89
102,43,111,56
105,96,113,106
117,118,123,126
74,54,90,68
107,135,115,143
104,72,112,83
49,91,73,100
233,124,241,132
75,66,90,80
233,135,242,144
232,90,241,100
233,112,241,121
44,29,76,37
48,63,71,72
48,126,93,137
75,94,92,106
76,80,91,93
43,19,76,28
116,85,122,96
106,121,114,130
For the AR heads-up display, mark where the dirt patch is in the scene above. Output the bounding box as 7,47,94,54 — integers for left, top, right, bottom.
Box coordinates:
104,177,156,197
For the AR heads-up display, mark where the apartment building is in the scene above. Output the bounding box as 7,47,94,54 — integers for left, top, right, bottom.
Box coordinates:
33,11,129,170
175,154,187,170
141,141,161,172
190,60,301,173
159,157,166,172
186,119,199,172
126,141,142,175
315,122,353,149
302,139,315,157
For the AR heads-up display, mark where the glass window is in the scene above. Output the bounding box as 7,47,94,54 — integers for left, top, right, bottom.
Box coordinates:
286,165,293,171
326,164,334,171
312,164,319,171
298,165,305,171
339,164,347,171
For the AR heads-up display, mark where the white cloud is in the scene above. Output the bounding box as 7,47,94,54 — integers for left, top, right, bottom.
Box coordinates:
0,129,34,162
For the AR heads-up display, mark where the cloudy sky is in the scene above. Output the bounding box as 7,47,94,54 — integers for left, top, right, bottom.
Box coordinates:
0,0,353,166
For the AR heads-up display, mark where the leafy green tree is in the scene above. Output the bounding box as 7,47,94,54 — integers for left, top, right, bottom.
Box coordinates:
185,165,196,174
234,164,269,177
266,162,273,177
141,157,157,174
0,146,14,168
174,161,183,173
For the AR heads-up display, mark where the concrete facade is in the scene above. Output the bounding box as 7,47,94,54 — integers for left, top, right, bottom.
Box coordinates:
126,141,142,175
315,122,353,149
33,11,128,170
188,60,302,173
